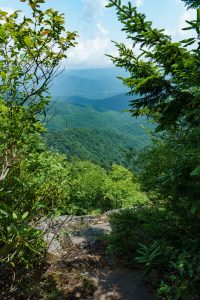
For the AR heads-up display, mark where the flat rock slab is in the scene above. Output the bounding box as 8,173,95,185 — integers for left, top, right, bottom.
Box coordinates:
39,211,157,299
70,222,112,248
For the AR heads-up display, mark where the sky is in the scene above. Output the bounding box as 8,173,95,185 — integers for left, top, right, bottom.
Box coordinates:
0,0,197,69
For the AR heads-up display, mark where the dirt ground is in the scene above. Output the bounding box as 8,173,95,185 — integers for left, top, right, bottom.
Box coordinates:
40,213,156,300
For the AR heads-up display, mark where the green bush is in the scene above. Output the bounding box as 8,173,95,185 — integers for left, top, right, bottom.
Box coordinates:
3,152,147,216
0,204,45,268
1,151,70,216
135,241,163,275
68,161,107,214
108,207,200,299
20,152,71,215
102,164,147,209
68,163,147,214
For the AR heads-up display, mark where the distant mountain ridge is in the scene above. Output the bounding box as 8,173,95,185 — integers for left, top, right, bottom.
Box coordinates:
50,68,128,99
46,101,150,148
66,93,136,112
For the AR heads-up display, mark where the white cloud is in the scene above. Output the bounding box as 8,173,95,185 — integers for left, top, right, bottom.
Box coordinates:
66,23,112,68
163,8,197,41
65,0,111,68
165,8,197,44
135,0,144,8
178,9,196,37
96,23,109,35
82,0,107,22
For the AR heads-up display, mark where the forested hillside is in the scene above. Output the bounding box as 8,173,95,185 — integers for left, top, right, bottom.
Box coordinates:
45,96,151,167
46,98,142,133
47,128,132,168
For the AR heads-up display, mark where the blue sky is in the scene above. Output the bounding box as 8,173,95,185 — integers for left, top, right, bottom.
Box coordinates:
0,0,196,69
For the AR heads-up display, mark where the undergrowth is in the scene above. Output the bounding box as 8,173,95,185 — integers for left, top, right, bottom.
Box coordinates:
108,206,200,299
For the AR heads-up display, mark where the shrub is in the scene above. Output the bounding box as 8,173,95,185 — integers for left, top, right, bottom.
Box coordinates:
68,161,107,214
0,204,45,268
107,206,200,299
2,152,70,216
3,153,148,216
102,164,147,209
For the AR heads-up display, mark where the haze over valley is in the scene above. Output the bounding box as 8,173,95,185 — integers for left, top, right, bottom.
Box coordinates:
46,68,151,168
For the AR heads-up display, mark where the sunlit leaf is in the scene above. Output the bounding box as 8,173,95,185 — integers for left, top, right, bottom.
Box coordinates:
1,71,6,80
190,165,200,176
22,211,29,220
12,212,18,219
24,36,32,46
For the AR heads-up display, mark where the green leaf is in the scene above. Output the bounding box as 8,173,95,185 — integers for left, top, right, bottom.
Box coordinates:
190,165,200,176
22,211,29,220
12,212,18,219
1,71,6,81
24,36,32,47
197,8,200,22
181,38,195,43
10,261,15,267
183,40,196,47
182,26,193,30
0,28,6,38
0,209,8,217
191,203,198,214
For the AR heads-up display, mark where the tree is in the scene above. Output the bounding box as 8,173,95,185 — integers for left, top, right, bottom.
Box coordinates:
106,0,200,216
0,0,77,182
183,0,200,8
105,4,200,298
106,0,200,130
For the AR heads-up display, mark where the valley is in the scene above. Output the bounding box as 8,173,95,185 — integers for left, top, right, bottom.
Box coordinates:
46,68,152,167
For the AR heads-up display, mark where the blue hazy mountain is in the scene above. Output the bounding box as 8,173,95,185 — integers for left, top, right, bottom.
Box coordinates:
65,93,136,112
50,68,128,99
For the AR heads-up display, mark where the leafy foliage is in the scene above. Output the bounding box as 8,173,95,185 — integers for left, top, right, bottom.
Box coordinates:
0,0,77,294
138,128,200,216
108,207,200,299
135,241,162,275
0,0,77,182
106,0,200,131
107,1,200,298
182,0,200,8
3,151,147,216
0,204,45,268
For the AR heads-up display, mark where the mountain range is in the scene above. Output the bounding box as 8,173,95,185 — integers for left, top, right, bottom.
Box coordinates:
50,68,128,99
46,68,152,168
